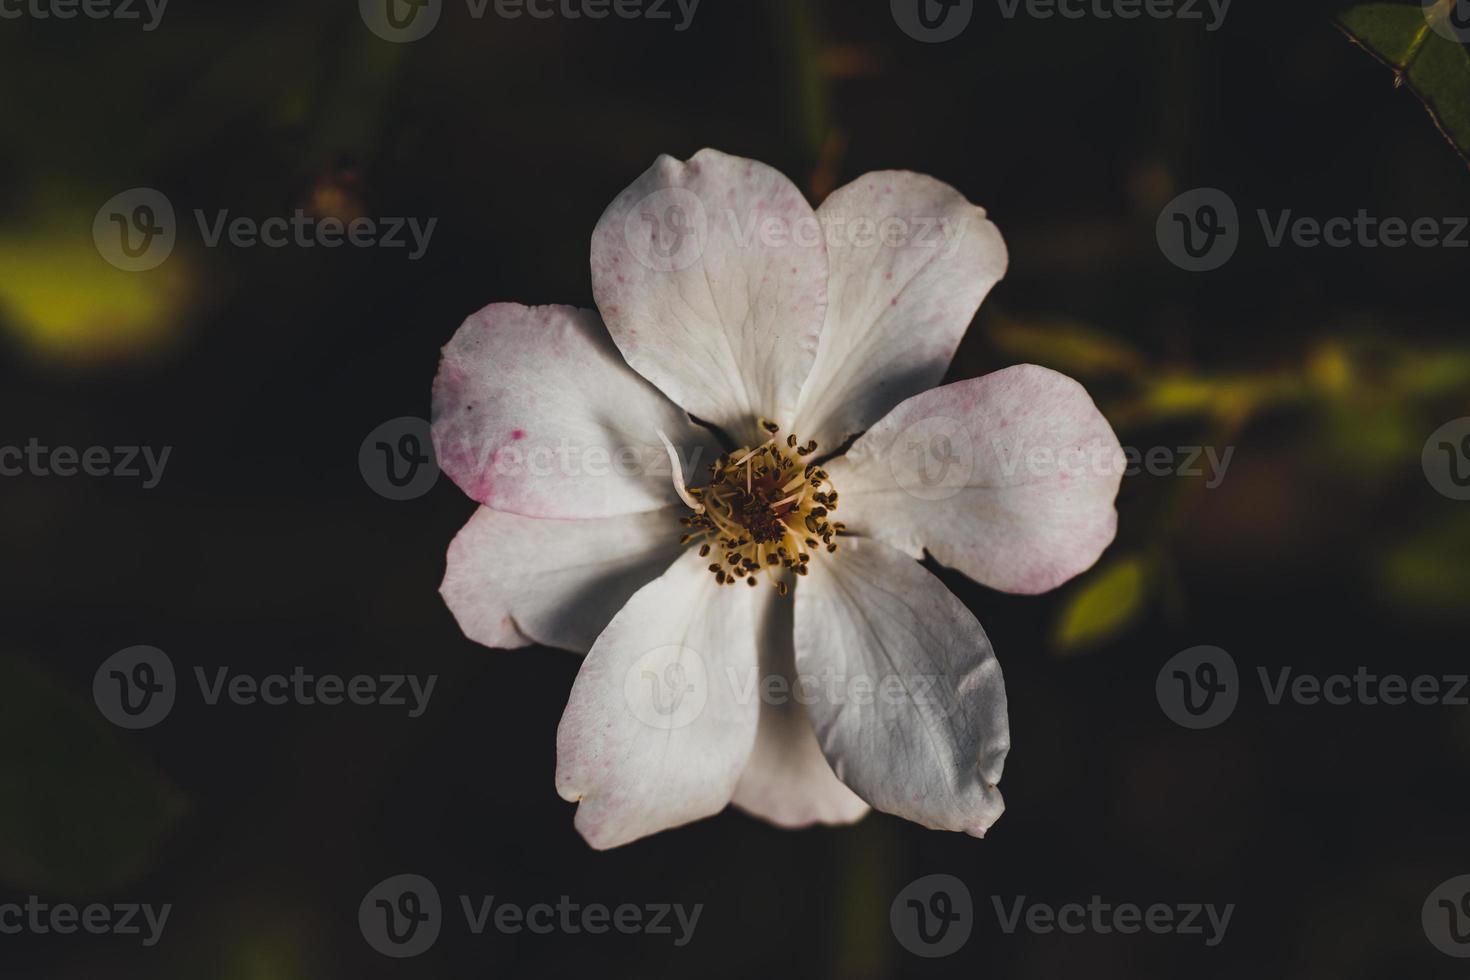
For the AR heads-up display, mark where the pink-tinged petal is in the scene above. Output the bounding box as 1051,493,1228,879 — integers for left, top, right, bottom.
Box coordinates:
590,149,828,446
555,548,761,849
440,505,682,653
793,171,1007,450
827,364,1124,595
731,580,870,829
432,303,718,519
793,538,1008,837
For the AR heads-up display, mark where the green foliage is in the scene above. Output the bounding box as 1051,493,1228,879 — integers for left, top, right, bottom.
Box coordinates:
1337,2,1470,166
1051,555,1153,654
0,654,186,895
988,313,1147,378
1381,513,1470,618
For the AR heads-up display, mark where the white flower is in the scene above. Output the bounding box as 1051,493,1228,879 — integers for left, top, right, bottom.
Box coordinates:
432,149,1124,849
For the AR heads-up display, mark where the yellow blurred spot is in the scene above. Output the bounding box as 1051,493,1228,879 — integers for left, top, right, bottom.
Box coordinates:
0,223,192,363
1144,377,1224,414
226,932,311,980
1307,341,1353,394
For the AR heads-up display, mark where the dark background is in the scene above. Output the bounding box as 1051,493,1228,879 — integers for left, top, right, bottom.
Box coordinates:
3,0,1470,976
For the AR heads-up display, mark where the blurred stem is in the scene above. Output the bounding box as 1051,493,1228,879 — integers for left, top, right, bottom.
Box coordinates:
831,818,892,980
771,0,833,177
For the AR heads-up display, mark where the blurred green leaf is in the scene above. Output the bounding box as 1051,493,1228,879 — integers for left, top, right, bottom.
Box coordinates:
1319,398,1423,472
1380,513,1470,618
1051,555,1153,654
0,654,186,894
1336,1,1470,166
988,313,1146,378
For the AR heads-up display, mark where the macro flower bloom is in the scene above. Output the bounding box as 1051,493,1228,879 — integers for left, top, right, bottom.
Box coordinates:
432,149,1124,849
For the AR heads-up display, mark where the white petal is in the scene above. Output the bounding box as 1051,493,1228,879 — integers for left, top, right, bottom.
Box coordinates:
793,538,1008,837
555,548,761,849
793,171,1007,449
590,149,828,446
440,506,683,653
432,303,718,519
826,364,1124,594
731,580,870,829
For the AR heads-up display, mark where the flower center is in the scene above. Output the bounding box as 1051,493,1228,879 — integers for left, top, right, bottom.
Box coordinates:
670,419,842,595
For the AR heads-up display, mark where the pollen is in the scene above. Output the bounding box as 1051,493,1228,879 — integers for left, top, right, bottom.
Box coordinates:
669,418,842,592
